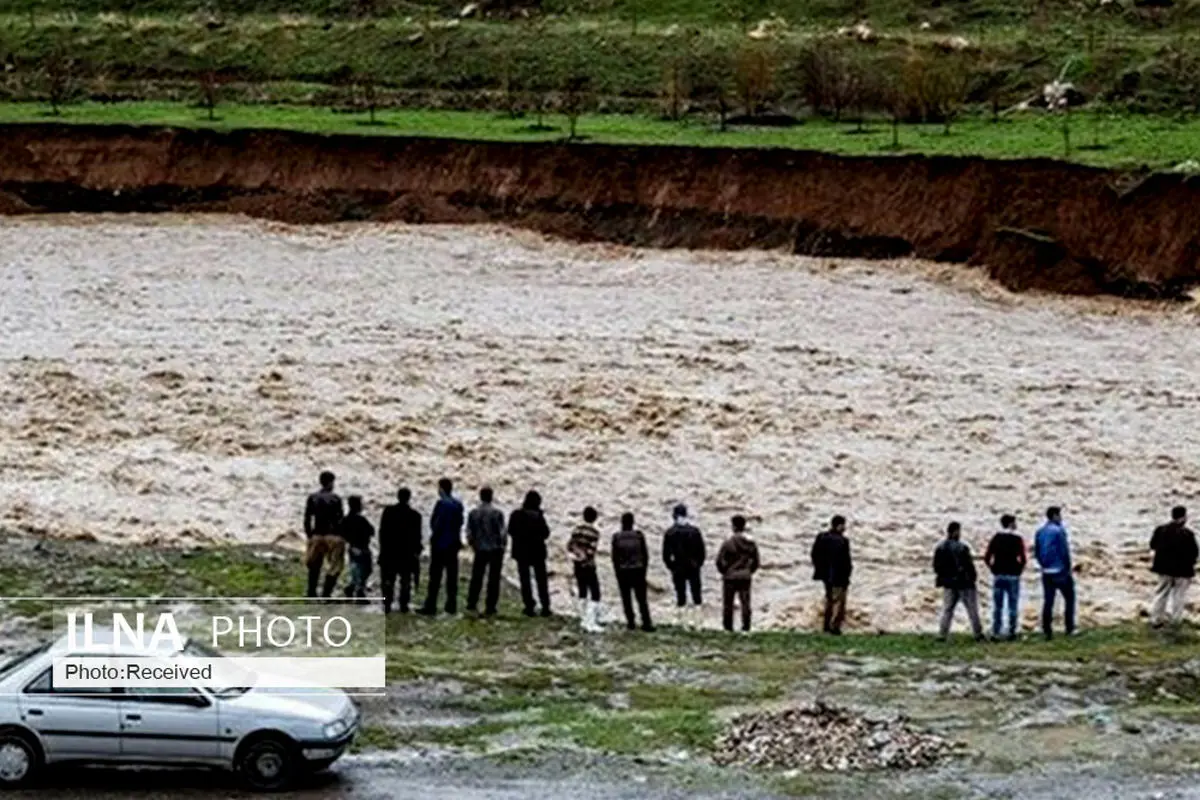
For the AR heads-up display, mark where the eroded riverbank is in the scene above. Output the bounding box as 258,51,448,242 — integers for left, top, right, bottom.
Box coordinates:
4,124,1200,298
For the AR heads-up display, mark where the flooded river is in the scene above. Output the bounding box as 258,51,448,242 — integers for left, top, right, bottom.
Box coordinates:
2,215,1198,630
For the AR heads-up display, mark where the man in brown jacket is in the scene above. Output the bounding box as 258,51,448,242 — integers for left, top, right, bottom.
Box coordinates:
716,515,761,633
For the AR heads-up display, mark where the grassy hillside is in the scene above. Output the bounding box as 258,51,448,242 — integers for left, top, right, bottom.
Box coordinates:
0,0,1198,163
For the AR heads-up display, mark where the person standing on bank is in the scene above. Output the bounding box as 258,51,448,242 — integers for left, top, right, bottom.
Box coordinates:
984,514,1026,641
663,504,706,628
612,512,655,632
568,506,603,633
341,495,375,603
304,470,346,598
716,515,760,633
1149,506,1198,628
509,490,553,618
378,487,422,614
811,515,853,635
1034,506,1076,640
466,486,507,618
418,478,464,617
934,521,985,642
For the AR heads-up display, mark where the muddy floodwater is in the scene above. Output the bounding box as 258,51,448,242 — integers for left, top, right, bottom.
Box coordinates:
2,215,1198,631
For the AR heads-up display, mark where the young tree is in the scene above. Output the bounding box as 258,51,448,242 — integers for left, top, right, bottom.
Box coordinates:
627,0,641,35
662,54,690,121
800,41,857,119
355,54,383,125
924,58,968,134
734,43,776,117
199,69,221,121
43,45,74,116
885,77,904,149
561,75,592,140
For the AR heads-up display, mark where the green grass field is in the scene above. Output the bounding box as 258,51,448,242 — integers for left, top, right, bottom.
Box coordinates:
3,100,1199,168
0,0,1199,161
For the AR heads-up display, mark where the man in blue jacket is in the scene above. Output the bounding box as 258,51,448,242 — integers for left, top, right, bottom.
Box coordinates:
1034,506,1076,640
418,478,465,616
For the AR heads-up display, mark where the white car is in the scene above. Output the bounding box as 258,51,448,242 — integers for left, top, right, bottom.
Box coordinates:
0,633,359,790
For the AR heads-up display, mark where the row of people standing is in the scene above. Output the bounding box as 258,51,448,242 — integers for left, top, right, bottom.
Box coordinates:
305,472,1199,636
934,505,1198,641
302,472,762,631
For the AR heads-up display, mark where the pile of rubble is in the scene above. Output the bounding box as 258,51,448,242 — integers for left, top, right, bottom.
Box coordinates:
714,702,958,772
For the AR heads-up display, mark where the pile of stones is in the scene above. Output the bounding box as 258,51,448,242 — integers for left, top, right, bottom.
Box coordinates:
714,701,958,772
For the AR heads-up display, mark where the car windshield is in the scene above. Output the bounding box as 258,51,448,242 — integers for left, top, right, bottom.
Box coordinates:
181,639,251,698
0,643,50,682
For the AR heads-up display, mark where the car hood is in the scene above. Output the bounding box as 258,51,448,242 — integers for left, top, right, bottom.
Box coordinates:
220,685,353,724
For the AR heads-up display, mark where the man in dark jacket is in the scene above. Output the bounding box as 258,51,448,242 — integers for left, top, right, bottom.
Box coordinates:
509,490,552,618
984,514,1026,641
716,515,761,633
934,521,984,642
341,495,375,603
466,486,507,617
1150,506,1198,627
378,487,422,613
304,470,345,598
612,512,654,632
663,504,706,628
811,515,853,635
418,478,464,616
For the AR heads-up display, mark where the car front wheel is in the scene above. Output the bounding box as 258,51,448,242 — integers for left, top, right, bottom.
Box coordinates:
0,731,40,788
237,735,297,792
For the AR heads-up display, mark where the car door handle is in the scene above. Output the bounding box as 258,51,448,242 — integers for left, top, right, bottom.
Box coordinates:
125,713,142,721
26,709,43,717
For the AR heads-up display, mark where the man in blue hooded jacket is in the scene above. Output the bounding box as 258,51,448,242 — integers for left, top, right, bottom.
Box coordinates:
1034,506,1076,640
418,477,464,616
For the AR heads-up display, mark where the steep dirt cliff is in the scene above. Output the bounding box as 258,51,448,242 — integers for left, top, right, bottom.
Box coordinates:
2,123,1198,298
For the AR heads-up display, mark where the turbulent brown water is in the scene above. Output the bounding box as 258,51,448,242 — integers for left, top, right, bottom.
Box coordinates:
2,216,1198,631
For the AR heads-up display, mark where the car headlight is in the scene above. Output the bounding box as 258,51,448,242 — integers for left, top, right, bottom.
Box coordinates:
323,719,348,739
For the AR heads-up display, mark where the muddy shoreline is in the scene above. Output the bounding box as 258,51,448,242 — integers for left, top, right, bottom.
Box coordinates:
2,123,1200,299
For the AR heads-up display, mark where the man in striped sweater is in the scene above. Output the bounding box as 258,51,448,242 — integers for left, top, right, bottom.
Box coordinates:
568,506,603,633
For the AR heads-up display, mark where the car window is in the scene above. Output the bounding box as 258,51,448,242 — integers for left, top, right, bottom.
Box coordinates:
0,643,51,682
126,685,210,706
24,667,121,698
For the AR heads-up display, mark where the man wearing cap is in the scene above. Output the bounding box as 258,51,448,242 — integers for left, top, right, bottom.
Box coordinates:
663,503,706,628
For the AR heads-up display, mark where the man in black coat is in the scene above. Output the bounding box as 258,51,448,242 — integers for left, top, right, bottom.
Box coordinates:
612,512,654,632
934,521,984,642
377,487,422,613
663,503,706,627
509,490,552,617
1150,505,1199,627
811,515,853,635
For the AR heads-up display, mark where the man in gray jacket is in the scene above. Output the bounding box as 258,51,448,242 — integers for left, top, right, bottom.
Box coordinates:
466,486,507,617
933,521,985,642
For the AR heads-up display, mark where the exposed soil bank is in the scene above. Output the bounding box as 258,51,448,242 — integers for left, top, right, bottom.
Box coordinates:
2,123,1199,298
